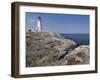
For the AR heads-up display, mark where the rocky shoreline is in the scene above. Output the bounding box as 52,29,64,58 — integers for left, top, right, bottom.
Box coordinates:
26,31,89,67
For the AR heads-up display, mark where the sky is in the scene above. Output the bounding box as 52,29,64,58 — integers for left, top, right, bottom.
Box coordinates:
25,12,89,34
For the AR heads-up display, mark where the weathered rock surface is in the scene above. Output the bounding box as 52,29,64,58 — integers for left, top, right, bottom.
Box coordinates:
26,31,89,67
55,45,89,65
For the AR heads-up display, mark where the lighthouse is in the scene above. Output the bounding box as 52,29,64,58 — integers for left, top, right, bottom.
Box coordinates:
36,16,43,32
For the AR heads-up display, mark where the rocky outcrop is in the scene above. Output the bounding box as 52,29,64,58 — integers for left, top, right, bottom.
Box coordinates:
26,31,89,67
54,45,89,65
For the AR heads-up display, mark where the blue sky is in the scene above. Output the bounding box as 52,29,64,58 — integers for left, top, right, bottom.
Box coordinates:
25,12,89,34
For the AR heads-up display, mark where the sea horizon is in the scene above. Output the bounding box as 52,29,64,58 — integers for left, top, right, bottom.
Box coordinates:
59,33,89,45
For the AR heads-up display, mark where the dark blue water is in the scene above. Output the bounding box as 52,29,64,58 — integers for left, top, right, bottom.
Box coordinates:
60,33,89,45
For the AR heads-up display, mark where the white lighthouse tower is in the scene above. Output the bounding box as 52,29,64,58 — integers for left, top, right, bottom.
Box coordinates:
36,16,43,32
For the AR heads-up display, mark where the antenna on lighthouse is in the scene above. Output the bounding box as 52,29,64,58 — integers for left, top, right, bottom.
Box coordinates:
36,16,43,32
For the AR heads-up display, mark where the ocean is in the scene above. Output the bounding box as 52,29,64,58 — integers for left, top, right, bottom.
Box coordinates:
60,33,89,45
